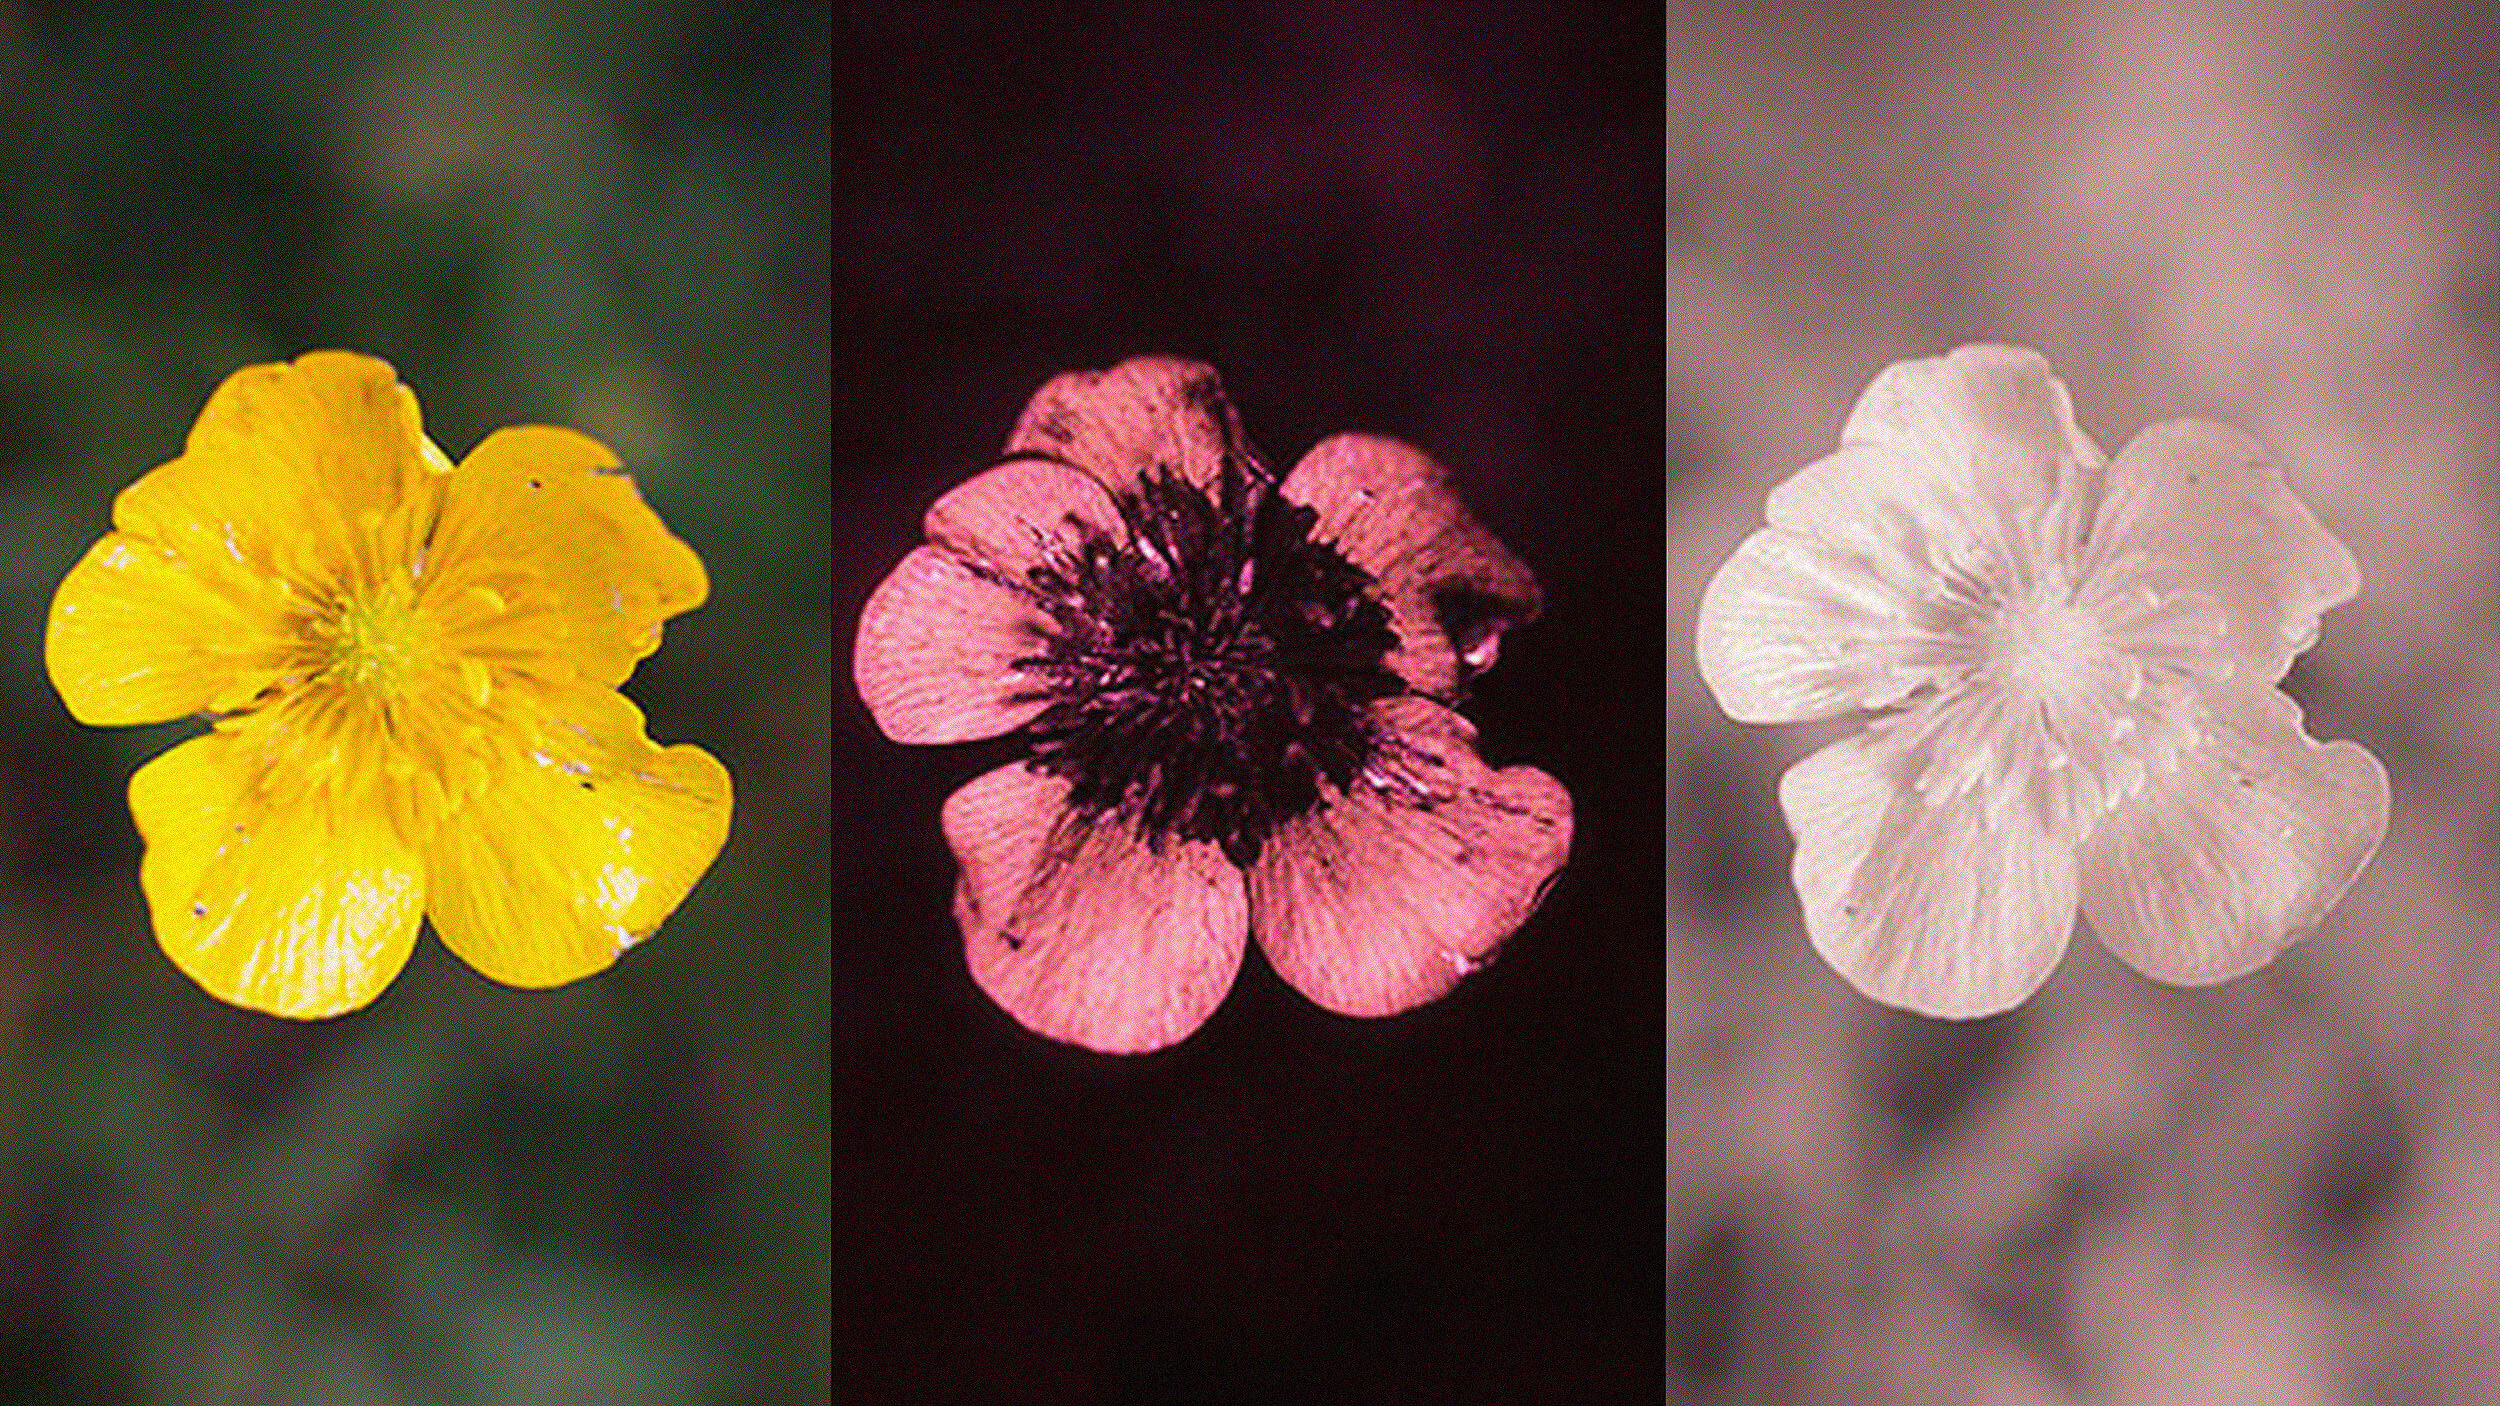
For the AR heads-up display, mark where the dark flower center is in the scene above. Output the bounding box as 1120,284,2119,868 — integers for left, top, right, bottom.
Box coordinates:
1018,458,1402,866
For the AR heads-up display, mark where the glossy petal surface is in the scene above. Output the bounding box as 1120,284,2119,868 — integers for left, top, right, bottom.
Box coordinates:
132,729,425,1019
1005,356,1256,498
427,425,707,690
1780,343,2105,545
2087,419,2361,684
422,687,731,988
854,546,1055,744
48,352,440,726
47,530,307,725
1282,434,1542,697
2079,681,2389,985
1249,698,1571,1017
1695,511,1940,725
854,459,1128,745
945,762,1247,1054
1781,719,2080,1018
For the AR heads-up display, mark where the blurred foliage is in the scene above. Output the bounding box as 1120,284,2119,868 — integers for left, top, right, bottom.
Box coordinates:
0,1,830,1402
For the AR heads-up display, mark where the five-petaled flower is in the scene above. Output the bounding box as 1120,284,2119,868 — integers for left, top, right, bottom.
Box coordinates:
47,351,732,1018
1696,345,2387,1018
855,357,1572,1053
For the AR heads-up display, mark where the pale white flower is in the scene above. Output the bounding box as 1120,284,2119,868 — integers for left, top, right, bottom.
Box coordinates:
1696,345,2389,1017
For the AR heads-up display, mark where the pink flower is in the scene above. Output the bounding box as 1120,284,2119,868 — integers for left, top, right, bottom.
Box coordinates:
855,358,1572,1052
1696,345,2388,1017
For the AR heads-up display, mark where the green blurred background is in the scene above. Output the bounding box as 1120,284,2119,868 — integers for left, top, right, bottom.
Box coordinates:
0,3,830,1402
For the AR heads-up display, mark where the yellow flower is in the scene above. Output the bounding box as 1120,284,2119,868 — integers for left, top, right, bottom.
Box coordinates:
46,351,732,1018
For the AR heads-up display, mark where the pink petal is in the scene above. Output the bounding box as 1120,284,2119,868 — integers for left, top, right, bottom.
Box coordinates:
1780,717,2081,1018
2078,680,2388,986
943,762,1248,1054
1768,345,2105,556
853,546,1051,744
1280,433,1541,697
1248,697,1571,1018
2084,419,2360,685
1695,520,1940,725
923,457,1125,575
1005,356,1257,499
854,459,1124,744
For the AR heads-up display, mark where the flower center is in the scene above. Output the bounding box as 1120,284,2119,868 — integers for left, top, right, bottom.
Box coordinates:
1982,589,2103,700
320,586,438,698
1020,462,1403,866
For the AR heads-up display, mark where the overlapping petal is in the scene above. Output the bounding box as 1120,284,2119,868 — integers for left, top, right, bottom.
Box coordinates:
46,352,444,726
132,728,426,1019
53,350,728,1017
854,459,1126,745
1780,716,2080,1018
1248,698,1571,1017
2078,680,2389,985
425,425,707,689
116,351,443,601
1005,356,1257,498
420,685,731,989
1786,343,2106,543
944,762,1248,1054
46,531,309,726
1281,434,1542,697
1703,343,2379,1018
1694,517,1941,725
2084,420,2361,684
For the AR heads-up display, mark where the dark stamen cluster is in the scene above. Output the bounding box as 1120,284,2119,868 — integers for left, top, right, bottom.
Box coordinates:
1019,456,1402,866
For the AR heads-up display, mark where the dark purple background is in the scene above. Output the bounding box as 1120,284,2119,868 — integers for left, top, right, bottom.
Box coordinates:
830,3,1663,1399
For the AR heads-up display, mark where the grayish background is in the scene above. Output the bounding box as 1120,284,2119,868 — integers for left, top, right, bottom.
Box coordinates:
1667,1,2497,1401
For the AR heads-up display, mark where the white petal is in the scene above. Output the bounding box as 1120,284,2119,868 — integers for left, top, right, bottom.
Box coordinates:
1769,345,2105,558
2084,419,2360,684
1780,718,2080,1018
1281,434,1541,697
2078,680,2388,986
943,763,1248,1054
1695,523,1935,724
1247,698,1571,1017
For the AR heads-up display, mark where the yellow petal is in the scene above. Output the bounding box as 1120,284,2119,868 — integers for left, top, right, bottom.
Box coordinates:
423,425,707,688
112,351,440,602
47,530,306,725
420,685,730,988
131,729,426,1019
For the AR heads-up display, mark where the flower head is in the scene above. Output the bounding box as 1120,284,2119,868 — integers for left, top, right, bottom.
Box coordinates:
1696,345,2387,1018
856,357,1572,1053
47,351,732,1018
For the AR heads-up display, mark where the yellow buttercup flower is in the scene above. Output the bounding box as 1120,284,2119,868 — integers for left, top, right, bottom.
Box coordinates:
46,351,732,1018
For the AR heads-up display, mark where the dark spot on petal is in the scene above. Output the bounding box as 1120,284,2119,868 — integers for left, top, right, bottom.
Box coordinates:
528,477,544,489
579,780,595,791
191,902,207,917
1002,931,1025,951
